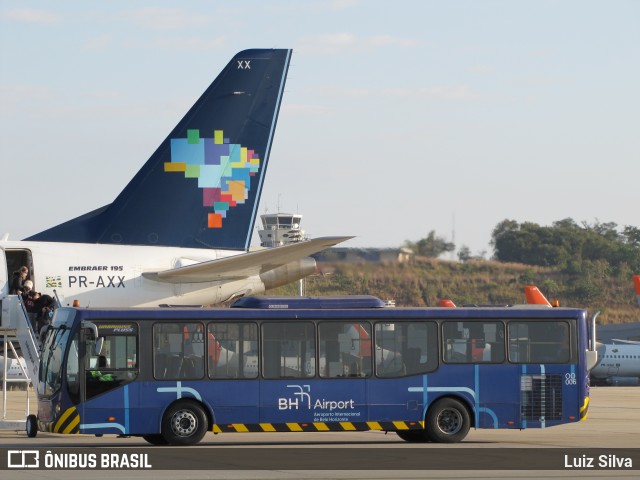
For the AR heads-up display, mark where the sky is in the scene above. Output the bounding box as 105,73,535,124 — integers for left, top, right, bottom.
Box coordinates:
1,0,638,258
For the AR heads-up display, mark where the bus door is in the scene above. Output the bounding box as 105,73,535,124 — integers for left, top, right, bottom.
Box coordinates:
437,320,518,428
313,321,370,424
260,321,370,425
79,322,139,435
204,322,260,424
368,321,438,423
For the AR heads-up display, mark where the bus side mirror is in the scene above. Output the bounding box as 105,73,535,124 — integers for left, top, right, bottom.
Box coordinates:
94,337,104,356
585,350,598,371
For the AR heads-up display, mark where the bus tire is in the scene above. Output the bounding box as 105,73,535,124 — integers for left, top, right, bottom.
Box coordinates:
26,415,38,438
425,398,470,443
161,400,208,446
142,434,169,446
396,430,430,443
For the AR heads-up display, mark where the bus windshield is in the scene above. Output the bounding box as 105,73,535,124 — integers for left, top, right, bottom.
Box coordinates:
38,326,71,397
38,309,78,397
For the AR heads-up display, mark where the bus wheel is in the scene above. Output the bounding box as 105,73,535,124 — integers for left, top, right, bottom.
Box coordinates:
161,400,208,446
396,430,430,443
26,415,38,438
142,434,169,446
426,398,470,443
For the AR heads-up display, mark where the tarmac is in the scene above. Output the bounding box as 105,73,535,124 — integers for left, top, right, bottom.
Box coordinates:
0,385,638,479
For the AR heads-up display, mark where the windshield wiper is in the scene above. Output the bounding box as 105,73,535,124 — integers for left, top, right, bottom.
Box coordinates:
50,325,67,352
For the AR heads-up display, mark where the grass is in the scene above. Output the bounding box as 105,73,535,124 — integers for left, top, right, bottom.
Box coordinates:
267,257,639,325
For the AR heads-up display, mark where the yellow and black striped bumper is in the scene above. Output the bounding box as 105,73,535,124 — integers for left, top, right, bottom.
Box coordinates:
580,396,589,421
44,406,81,434
213,420,424,433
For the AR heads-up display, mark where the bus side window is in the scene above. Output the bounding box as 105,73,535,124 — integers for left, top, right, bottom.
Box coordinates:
208,322,258,380
491,341,505,362
374,322,437,378
404,347,421,375
182,355,202,378
508,321,571,364
443,321,504,364
153,322,204,380
154,353,168,378
318,322,372,378
262,322,315,379
165,354,183,379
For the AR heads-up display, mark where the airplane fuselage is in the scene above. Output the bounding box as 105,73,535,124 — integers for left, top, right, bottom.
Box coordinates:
591,342,640,380
1,240,271,307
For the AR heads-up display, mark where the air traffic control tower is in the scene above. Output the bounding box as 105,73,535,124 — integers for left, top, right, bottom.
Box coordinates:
258,213,307,295
258,213,305,247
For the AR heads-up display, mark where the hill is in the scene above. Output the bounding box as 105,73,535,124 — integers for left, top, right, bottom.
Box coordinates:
267,257,639,325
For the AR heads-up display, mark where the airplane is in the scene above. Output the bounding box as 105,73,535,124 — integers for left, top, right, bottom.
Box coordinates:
0,355,29,386
0,49,350,309
591,342,640,385
590,276,640,384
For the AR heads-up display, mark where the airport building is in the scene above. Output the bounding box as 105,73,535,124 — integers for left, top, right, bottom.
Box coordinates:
258,213,305,248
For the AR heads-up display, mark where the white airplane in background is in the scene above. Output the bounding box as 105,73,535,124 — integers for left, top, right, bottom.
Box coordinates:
588,276,640,385
591,341,640,385
0,49,350,308
591,275,640,384
0,356,29,384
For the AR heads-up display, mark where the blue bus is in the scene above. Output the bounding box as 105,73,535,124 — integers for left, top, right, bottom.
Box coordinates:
35,296,598,445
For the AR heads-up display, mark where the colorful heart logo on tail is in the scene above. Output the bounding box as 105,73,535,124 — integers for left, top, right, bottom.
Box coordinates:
165,129,260,228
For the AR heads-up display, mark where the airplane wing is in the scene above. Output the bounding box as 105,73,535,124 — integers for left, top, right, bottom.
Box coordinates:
142,236,353,284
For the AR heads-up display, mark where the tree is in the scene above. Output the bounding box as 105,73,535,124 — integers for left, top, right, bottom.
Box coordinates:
490,218,640,275
490,219,520,248
622,226,640,247
405,231,455,258
552,218,580,230
457,246,472,262
458,246,486,262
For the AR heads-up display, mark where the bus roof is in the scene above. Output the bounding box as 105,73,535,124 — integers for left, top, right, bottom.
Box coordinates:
57,298,588,324
231,295,386,309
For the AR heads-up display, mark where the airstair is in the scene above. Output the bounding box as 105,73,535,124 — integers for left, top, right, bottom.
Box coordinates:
0,295,41,433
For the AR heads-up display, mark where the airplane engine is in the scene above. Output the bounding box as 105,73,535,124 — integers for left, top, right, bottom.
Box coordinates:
259,257,317,290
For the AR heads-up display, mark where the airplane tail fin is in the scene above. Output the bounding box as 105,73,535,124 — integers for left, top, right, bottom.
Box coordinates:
27,49,292,250
524,286,552,306
438,299,456,308
634,275,640,306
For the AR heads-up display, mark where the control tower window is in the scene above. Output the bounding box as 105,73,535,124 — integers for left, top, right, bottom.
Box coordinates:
280,216,293,228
